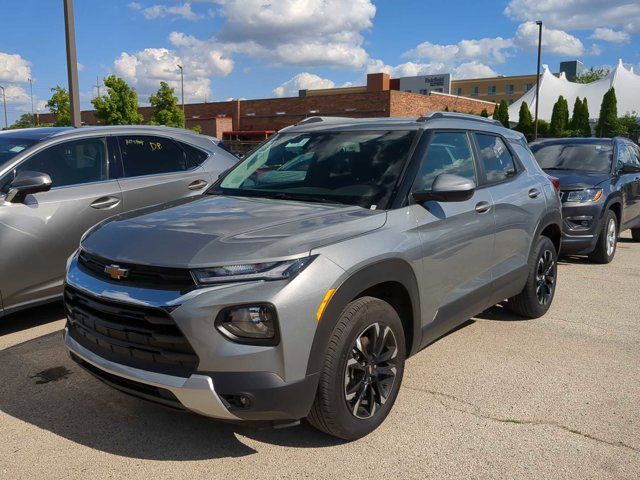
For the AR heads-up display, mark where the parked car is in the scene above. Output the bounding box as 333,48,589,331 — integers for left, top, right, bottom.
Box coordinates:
63,113,562,440
530,137,640,263
0,125,238,317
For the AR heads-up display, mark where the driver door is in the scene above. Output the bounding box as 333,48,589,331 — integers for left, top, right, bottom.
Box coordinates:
0,136,122,311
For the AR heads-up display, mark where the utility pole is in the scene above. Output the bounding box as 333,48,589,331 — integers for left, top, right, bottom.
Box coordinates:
95,75,101,98
533,20,543,140
63,0,81,127
177,64,185,128
28,78,35,123
0,86,7,129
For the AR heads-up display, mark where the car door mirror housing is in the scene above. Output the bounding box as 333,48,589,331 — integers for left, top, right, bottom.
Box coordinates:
412,174,476,203
5,171,52,203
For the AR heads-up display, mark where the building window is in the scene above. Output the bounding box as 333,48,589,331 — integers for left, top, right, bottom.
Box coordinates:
488,85,497,96
471,87,479,97
525,83,534,92
419,89,428,95
456,87,462,96
506,84,515,94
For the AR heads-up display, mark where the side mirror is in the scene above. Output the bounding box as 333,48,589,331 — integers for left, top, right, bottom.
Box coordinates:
5,171,52,203
412,174,476,203
620,163,640,174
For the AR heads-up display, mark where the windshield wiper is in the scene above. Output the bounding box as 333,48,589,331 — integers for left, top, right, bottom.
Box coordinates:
268,192,344,205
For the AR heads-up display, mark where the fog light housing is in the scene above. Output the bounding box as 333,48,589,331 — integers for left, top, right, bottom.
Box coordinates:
215,304,279,345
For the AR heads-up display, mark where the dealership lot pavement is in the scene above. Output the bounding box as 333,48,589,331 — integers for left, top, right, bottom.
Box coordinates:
1,232,639,479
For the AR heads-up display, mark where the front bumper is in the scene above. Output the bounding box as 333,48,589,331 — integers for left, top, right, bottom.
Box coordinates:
63,252,344,421
560,200,604,255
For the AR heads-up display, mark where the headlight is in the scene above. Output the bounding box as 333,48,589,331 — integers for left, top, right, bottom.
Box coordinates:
191,256,316,285
216,304,278,343
565,188,603,203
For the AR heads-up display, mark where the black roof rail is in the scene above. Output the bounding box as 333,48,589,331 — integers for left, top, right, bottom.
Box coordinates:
417,111,503,127
295,116,354,126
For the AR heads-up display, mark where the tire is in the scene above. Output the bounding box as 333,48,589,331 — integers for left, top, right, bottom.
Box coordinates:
506,236,558,319
589,210,618,264
306,296,406,440
631,228,640,242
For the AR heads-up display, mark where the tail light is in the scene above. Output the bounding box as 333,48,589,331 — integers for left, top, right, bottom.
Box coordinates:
548,175,561,193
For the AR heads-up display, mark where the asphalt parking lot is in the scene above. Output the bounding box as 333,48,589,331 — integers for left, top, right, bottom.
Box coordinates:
1,232,639,479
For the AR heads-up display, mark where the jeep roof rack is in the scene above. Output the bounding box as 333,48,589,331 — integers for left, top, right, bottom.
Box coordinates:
417,111,503,127
295,116,355,126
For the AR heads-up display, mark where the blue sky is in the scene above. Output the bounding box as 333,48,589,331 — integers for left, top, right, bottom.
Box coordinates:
1,0,639,124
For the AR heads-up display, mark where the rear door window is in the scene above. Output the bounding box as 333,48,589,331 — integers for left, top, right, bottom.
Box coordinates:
475,134,517,184
117,135,190,177
178,142,209,167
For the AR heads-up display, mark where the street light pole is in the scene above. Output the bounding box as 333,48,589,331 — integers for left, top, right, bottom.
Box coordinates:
29,78,35,124
63,0,81,127
0,86,7,130
533,20,543,141
177,64,185,128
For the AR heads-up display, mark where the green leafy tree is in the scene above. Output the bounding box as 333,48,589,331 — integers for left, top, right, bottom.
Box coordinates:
535,119,550,137
46,86,72,126
578,98,592,137
92,75,143,125
492,100,509,127
574,67,610,84
9,113,35,129
515,101,533,135
480,108,489,118
596,88,624,137
190,124,202,134
569,97,582,130
618,113,639,137
149,82,185,128
550,96,570,136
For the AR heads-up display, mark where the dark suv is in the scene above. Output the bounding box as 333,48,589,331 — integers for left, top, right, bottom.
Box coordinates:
531,137,640,263
64,113,562,439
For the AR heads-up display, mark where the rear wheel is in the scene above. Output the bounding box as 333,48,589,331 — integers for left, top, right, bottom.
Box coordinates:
631,228,640,242
307,296,406,440
589,210,618,264
506,236,557,318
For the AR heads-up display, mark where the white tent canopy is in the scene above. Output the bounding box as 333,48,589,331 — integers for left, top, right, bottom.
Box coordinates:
508,60,640,123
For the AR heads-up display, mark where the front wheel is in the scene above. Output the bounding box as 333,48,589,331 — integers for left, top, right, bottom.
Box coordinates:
506,236,558,318
589,210,618,264
306,296,406,440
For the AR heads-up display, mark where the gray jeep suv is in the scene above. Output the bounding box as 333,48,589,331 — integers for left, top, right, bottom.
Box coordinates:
63,113,562,439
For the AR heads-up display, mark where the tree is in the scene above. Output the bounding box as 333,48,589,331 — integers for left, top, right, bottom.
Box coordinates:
46,85,72,126
549,96,569,136
149,82,185,128
574,67,610,84
92,75,143,125
569,97,582,131
596,88,624,137
480,108,489,118
618,113,639,137
9,113,35,129
577,98,592,137
515,101,533,135
443,105,449,112
492,100,509,127
535,119,550,137
190,125,202,134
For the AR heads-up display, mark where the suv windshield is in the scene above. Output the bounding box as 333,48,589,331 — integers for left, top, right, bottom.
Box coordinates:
531,142,613,173
213,130,416,209
0,136,37,166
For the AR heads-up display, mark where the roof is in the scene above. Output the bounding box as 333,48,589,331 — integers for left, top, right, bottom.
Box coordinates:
0,127,72,141
509,60,640,122
530,137,614,147
280,113,524,140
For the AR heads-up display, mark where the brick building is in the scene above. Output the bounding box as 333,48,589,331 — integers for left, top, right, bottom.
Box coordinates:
38,73,494,140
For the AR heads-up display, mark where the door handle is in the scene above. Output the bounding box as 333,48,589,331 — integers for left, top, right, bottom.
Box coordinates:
475,201,492,214
90,196,120,210
528,188,541,198
188,179,208,190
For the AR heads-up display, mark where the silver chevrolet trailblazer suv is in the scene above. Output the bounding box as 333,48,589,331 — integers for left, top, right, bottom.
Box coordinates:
64,113,562,440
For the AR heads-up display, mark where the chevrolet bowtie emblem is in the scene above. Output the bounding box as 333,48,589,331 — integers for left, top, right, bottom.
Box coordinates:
104,264,130,280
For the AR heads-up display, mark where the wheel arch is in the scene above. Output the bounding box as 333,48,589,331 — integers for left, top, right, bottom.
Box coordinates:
533,209,562,256
305,258,421,377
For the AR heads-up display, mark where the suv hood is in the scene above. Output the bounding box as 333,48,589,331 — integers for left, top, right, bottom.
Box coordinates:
81,195,386,268
545,170,611,190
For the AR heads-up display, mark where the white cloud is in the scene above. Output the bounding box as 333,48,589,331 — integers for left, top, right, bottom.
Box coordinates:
113,34,233,102
130,2,200,21
366,59,497,80
514,21,585,56
272,73,336,97
404,37,513,65
504,0,640,32
0,52,31,83
590,44,604,56
589,27,631,43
